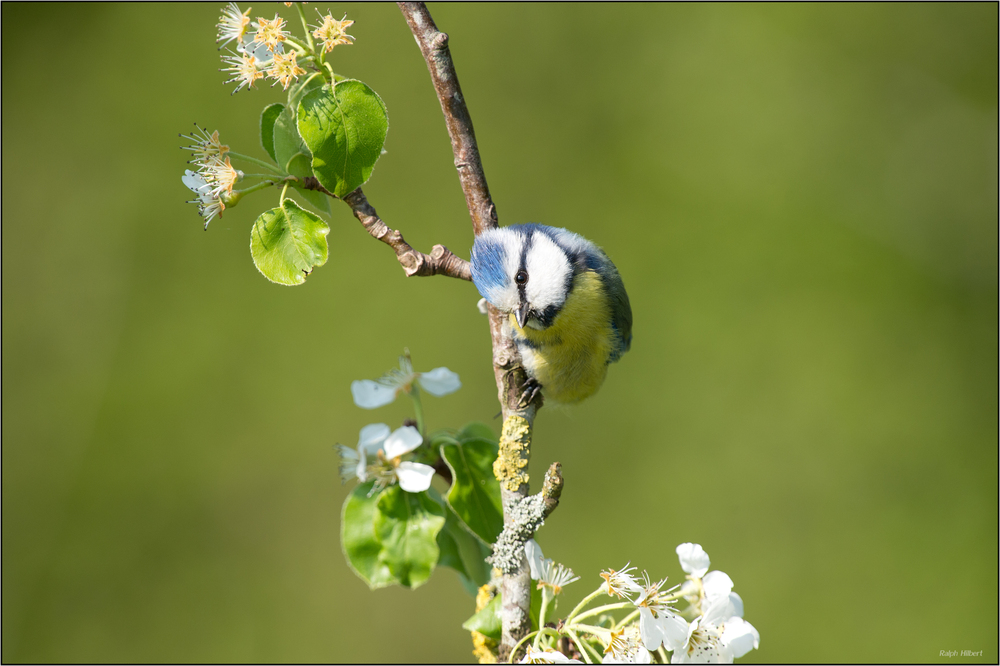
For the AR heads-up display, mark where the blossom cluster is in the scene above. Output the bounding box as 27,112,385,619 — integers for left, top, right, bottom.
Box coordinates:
337,353,461,495
515,542,759,665
215,3,354,94
180,125,241,228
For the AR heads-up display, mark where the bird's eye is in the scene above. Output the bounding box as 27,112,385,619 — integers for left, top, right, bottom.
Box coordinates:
515,270,528,285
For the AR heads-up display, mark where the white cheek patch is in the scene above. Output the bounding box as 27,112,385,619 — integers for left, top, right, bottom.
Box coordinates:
524,234,572,312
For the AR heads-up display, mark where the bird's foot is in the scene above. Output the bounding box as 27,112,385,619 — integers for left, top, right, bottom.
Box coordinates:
518,378,543,409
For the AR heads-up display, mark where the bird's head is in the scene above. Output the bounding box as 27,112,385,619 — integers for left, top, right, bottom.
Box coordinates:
471,224,581,330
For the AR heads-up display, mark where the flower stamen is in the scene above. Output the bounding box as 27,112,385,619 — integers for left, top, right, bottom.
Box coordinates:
311,11,355,53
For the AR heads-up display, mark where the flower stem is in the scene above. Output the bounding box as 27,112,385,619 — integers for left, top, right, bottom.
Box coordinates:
295,2,315,54
533,589,552,649
409,384,426,436
570,624,611,638
228,151,283,174
569,601,633,625
657,646,669,663
508,628,559,664
243,173,288,180
611,608,640,631
279,182,290,204
229,179,275,198
508,631,538,663
284,35,308,55
565,627,599,664
564,586,606,623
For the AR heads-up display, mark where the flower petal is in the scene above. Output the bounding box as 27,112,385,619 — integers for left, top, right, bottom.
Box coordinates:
702,594,737,627
417,367,462,396
728,592,744,619
334,444,361,483
395,462,435,492
525,539,545,580
182,170,213,201
659,612,690,653
382,425,422,458
638,607,664,651
701,570,734,604
520,646,582,664
668,617,700,664
358,423,391,453
351,380,399,408
721,617,759,658
675,542,710,578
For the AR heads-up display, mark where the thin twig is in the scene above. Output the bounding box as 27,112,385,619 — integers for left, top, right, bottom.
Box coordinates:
345,187,472,280
396,4,498,236
398,3,545,661
301,178,471,280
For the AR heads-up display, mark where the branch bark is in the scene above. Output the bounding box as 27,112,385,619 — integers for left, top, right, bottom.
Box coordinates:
344,187,471,280
398,3,544,661
302,178,472,280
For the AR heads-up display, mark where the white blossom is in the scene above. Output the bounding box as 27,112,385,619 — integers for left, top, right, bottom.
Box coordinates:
352,353,461,408
182,169,224,228
237,33,281,63
603,626,652,664
520,646,582,664
336,424,434,493
600,562,644,600
669,595,759,664
634,574,687,652
525,540,578,594
335,423,390,483
676,543,711,578
215,2,252,50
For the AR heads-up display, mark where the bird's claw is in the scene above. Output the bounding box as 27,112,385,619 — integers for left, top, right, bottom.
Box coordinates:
518,378,543,408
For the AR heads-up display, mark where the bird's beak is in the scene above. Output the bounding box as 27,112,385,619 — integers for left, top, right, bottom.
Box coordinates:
515,301,530,329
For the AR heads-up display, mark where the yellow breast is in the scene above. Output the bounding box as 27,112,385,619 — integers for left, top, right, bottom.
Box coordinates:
510,271,615,404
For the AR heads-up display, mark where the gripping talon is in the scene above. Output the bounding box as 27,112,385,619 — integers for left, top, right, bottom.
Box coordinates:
518,378,543,408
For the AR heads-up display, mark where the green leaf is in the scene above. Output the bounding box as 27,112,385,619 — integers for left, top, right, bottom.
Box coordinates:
250,199,330,286
441,437,504,543
434,488,492,589
436,517,465,573
458,422,497,443
297,80,388,198
286,152,332,217
273,107,309,174
373,486,445,589
341,483,396,589
287,71,325,115
428,431,460,448
462,593,502,641
285,152,313,179
260,103,284,164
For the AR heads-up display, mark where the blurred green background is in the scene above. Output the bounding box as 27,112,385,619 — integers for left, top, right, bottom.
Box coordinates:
2,3,997,663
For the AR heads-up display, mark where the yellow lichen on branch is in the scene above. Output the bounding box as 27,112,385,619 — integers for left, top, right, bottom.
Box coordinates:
471,582,499,663
494,415,531,491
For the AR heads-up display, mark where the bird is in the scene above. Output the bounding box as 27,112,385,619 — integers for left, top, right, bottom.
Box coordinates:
470,223,632,405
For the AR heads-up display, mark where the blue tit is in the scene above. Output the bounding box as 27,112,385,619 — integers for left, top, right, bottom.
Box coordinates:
470,223,632,405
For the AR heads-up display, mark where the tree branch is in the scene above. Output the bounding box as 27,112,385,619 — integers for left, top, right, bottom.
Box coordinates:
301,177,472,280
398,3,547,661
397,3,498,235
344,187,471,280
